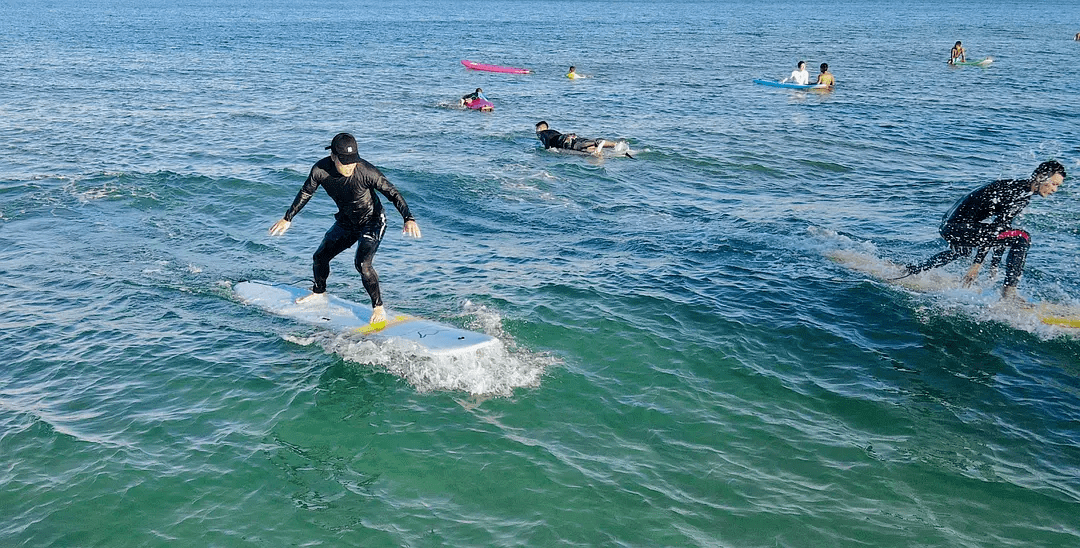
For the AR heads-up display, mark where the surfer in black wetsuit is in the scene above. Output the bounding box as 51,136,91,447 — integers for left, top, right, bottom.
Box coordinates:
901,161,1066,302
535,121,618,157
269,133,422,324
459,87,489,109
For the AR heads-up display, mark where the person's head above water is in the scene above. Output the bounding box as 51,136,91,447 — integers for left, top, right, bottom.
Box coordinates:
1031,160,1067,197
568,66,576,72
475,88,483,94
535,121,549,131
797,60,806,70
1033,160,1066,181
819,63,829,72
954,40,963,47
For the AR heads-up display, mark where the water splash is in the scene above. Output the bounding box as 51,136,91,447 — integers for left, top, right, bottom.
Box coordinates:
283,302,557,396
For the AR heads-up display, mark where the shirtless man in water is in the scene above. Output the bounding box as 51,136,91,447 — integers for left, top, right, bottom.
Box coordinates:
269,133,422,324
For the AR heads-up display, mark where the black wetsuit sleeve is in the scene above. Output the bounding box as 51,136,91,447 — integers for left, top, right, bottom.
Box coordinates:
537,129,563,149
370,171,414,223
283,165,322,222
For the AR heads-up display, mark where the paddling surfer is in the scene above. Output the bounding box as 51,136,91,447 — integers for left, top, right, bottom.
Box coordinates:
899,161,1066,302
949,41,966,64
780,61,810,85
460,88,490,110
269,132,422,324
534,121,622,157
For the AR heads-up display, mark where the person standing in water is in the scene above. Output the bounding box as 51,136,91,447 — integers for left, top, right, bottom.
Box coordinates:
949,41,967,64
816,63,834,88
781,61,810,85
900,161,1066,302
269,132,422,325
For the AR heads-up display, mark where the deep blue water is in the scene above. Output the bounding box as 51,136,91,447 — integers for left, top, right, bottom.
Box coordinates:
2,1,1079,546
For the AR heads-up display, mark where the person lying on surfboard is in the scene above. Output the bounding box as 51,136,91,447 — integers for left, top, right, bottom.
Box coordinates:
566,66,582,79
460,88,489,109
948,41,966,65
898,161,1066,303
780,61,809,85
535,121,623,158
815,63,834,88
268,132,422,325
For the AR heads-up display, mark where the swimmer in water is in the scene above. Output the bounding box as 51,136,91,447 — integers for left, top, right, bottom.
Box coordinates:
816,63,834,88
949,41,966,64
780,60,810,85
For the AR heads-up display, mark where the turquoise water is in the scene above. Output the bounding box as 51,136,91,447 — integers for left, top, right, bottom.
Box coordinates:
2,0,1079,545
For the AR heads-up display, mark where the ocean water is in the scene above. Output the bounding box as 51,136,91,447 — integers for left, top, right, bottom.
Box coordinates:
2,0,1079,546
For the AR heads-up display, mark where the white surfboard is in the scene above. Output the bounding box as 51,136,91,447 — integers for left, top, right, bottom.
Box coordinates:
234,280,500,355
546,140,635,159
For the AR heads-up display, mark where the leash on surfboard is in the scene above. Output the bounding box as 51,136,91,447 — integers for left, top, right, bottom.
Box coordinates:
889,265,916,281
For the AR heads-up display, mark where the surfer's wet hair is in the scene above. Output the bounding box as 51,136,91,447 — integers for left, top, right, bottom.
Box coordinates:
536,121,548,130
1033,160,1066,182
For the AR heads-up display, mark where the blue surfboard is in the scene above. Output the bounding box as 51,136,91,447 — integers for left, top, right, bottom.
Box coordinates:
753,79,829,90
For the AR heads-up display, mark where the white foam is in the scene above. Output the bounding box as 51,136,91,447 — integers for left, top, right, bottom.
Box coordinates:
304,303,557,396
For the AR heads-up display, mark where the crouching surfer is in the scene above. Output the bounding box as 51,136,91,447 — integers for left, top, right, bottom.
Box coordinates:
898,161,1066,304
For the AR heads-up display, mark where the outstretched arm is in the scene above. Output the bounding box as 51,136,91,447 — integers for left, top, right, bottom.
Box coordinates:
272,167,321,236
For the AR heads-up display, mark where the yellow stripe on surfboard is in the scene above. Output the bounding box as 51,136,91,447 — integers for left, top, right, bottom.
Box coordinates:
1037,302,1080,328
1041,316,1080,329
354,315,413,335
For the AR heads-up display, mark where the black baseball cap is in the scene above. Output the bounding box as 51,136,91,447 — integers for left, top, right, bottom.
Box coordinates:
326,132,360,164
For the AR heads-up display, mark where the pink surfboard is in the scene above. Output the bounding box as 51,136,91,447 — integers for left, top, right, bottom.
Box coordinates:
461,59,531,74
465,98,494,111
